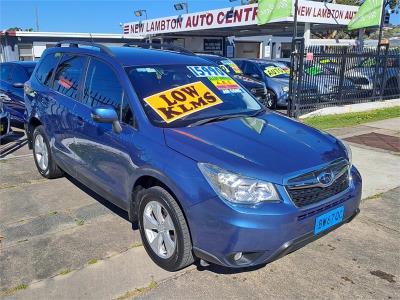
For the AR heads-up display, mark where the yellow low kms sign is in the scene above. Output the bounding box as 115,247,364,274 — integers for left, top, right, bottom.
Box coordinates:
144,81,223,123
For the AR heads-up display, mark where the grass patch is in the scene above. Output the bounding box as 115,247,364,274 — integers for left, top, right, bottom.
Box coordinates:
0,283,28,297
59,269,71,276
75,218,85,226
303,106,400,130
114,279,158,300
48,211,58,216
87,258,98,265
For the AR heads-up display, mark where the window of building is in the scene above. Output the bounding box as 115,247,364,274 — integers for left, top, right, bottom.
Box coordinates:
53,54,86,100
18,44,34,61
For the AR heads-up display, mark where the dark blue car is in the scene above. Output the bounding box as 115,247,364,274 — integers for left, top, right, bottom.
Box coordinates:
0,61,36,128
25,42,361,271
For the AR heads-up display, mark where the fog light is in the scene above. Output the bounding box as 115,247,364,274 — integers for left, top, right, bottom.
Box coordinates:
233,252,243,261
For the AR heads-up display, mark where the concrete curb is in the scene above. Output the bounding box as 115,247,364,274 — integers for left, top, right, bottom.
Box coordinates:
299,99,400,119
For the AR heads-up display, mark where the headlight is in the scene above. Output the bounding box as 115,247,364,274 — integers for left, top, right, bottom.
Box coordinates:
282,86,289,92
250,88,257,94
339,139,352,165
198,163,280,204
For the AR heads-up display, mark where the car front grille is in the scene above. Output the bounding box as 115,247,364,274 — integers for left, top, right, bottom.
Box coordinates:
285,159,350,208
251,88,266,97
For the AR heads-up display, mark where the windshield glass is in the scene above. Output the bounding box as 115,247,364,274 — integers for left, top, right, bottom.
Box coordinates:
304,64,332,76
126,64,261,127
259,63,290,79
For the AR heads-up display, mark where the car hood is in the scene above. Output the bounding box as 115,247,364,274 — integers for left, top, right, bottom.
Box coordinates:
164,112,346,185
269,77,289,86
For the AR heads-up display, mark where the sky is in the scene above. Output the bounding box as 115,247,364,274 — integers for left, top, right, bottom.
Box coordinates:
0,0,399,34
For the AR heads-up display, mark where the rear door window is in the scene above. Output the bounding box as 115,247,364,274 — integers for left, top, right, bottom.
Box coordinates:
35,52,61,86
83,58,134,126
0,64,12,83
53,54,86,100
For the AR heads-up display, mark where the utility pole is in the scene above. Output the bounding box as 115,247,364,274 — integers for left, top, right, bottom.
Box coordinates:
35,6,40,31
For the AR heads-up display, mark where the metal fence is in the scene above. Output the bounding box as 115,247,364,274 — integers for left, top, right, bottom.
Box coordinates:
288,38,400,117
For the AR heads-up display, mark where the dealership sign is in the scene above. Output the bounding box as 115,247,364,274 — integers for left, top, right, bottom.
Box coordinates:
123,0,358,37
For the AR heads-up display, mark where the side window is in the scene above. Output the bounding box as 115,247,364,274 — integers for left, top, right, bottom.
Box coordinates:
36,52,61,86
53,54,86,100
83,59,135,126
0,64,12,82
12,66,29,83
244,63,261,77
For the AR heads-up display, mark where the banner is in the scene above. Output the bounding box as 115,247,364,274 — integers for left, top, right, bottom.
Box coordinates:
348,0,383,30
257,0,293,25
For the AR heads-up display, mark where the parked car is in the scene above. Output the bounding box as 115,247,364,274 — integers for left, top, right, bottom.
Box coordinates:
303,63,356,99
345,55,400,96
25,41,361,271
196,54,270,106
0,61,36,128
233,59,291,108
0,99,12,142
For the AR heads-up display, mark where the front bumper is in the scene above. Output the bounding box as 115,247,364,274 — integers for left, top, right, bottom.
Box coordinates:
187,166,362,268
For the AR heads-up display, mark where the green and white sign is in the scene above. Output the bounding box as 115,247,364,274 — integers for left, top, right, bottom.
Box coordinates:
257,0,293,25
348,0,383,31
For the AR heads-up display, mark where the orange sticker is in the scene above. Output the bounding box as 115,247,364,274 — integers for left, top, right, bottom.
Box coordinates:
144,81,223,123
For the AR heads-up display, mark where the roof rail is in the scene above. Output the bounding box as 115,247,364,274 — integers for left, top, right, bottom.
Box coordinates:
123,42,195,56
55,40,114,57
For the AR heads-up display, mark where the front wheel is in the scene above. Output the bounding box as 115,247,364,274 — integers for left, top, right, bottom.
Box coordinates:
138,186,194,271
32,125,63,179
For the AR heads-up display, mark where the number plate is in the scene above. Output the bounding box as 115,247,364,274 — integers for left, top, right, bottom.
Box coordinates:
314,206,344,235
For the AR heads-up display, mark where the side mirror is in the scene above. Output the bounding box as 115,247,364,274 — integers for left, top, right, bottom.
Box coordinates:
13,82,24,88
91,106,122,134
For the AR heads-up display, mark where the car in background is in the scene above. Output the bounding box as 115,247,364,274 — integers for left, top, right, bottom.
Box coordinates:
0,99,12,142
345,55,400,96
0,61,37,128
303,63,356,99
233,59,291,108
197,54,270,107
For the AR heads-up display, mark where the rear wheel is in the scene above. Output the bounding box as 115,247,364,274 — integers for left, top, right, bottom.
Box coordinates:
32,125,63,179
138,186,194,271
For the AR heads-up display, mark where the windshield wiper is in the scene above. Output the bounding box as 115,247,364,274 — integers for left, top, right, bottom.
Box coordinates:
187,109,265,127
187,113,248,127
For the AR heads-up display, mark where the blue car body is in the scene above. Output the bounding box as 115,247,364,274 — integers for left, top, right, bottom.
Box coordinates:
25,44,361,269
233,59,290,107
0,61,36,127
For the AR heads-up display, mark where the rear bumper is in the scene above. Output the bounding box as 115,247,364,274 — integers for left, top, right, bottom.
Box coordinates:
188,166,362,268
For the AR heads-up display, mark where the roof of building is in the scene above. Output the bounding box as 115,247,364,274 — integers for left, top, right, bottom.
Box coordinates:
0,30,131,39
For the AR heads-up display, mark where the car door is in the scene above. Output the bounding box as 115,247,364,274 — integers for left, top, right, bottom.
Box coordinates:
45,53,86,175
73,57,138,208
7,64,30,125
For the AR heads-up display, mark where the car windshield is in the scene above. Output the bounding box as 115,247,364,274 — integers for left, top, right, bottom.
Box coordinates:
304,64,332,76
259,63,290,79
126,64,262,127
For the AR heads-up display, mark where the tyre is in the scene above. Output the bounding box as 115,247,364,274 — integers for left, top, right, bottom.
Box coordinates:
265,90,277,109
32,125,63,179
138,186,194,271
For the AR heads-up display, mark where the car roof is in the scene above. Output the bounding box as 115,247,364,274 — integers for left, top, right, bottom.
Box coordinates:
2,61,37,68
45,46,213,67
233,58,278,65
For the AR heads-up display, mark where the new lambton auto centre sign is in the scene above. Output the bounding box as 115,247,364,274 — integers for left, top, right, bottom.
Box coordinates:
123,0,358,37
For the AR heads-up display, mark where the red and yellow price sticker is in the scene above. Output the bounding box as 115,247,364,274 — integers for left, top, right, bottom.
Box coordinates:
144,81,223,123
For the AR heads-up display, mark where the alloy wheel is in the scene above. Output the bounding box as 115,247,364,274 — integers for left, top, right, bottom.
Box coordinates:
34,133,49,171
143,201,176,259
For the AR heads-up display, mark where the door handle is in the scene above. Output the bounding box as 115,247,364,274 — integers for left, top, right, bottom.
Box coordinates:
76,116,84,127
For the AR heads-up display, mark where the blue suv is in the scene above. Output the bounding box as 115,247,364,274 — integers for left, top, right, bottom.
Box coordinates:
25,41,361,271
